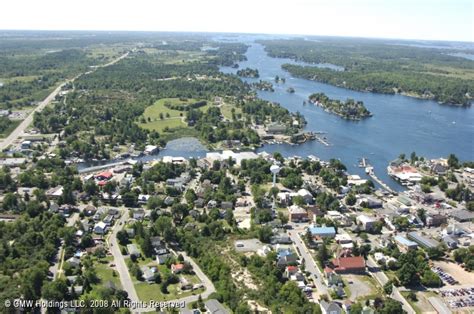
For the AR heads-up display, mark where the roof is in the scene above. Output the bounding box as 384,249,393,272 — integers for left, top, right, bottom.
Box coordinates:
407,232,440,249
394,235,418,247
332,256,366,270
357,215,376,224
308,226,336,235
96,171,113,179
205,299,230,314
451,210,474,221
288,205,307,215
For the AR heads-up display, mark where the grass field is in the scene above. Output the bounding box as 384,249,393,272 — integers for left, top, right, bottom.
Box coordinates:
138,97,209,132
93,256,122,289
0,120,21,138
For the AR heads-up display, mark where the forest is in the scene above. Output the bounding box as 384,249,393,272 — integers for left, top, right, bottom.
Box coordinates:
260,38,474,106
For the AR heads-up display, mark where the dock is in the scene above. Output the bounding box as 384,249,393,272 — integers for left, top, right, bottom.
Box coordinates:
359,157,369,168
367,169,397,195
314,134,330,146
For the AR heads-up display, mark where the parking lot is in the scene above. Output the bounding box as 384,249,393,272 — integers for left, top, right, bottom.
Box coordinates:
234,239,264,253
439,287,474,310
433,261,474,285
431,266,458,285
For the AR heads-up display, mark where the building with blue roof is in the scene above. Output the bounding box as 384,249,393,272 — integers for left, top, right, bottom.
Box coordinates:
308,226,336,238
394,235,418,252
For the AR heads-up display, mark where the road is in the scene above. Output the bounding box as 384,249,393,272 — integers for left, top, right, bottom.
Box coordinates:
288,227,328,295
367,256,416,314
0,51,129,151
49,212,81,280
108,208,141,305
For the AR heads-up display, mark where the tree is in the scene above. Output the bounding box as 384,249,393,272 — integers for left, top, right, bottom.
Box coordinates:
41,279,69,301
345,193,356,206
383,281,393,295
257,226,273,243
397,263,419,287
378,299,404,314
421,270,442,287
447,154,459,169
116,230,129,245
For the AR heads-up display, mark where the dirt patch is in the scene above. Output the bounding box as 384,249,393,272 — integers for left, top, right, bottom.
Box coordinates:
434,261,474,285
343,274,377,301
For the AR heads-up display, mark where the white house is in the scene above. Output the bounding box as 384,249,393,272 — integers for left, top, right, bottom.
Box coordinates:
93,221,107,234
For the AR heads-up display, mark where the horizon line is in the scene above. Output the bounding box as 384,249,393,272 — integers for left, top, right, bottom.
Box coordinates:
0,28,473,44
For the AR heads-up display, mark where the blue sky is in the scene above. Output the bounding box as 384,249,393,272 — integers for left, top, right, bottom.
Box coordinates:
0,0,472,42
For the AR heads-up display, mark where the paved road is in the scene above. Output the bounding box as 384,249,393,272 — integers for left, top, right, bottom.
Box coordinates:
0,51,129,151
367,256,416,314
108,209,141,305
288,227,329,295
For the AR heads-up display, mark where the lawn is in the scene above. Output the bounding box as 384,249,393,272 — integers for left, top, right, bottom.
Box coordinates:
0,120,21,138
220,103,242,120
93,256,122,289
138,97,209,132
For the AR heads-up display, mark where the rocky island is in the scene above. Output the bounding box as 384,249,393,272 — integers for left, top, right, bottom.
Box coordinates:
237,67,260,78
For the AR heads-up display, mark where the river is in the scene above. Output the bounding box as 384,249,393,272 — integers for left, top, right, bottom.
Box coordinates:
220,41,474,191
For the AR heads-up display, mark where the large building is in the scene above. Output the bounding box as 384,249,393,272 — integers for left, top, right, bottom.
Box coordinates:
288,205,308,222
356,215,377,231
308,226,336,238
394,235,418,252
407,232,440,249
330,256,366,274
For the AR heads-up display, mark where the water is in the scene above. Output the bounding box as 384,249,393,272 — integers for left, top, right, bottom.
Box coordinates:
220,43,474,191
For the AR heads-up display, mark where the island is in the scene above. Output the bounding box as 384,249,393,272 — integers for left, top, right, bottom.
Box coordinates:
309,92,372,120
237,67,260,78
252,80,274,92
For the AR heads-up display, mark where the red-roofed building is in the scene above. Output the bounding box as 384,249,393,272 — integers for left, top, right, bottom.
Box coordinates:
331,256,366,274
98,180,107,187
171,263,185,274
285,265,299,277
95,171,113,181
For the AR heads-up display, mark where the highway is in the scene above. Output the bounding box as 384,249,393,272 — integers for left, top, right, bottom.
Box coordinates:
0,51,129,151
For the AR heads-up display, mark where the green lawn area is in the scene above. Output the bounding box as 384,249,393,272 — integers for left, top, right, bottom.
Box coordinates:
0,120,21,138
138,97,209,133
220,103,241,120
92,256,122,289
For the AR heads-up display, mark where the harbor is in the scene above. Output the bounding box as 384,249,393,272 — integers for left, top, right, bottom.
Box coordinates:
359,157,397,194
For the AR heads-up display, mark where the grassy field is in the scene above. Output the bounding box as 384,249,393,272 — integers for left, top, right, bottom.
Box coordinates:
93,256,122,289
0,120,21,138
138,97,209,133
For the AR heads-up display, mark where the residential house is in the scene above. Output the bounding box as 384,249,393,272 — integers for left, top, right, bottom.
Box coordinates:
93,221,107,234
297,189,313,204
320,300,343,314
141,266,158,283
133,209,145,220
171,263,185,274
127,244,141,257
426,214,447,227
451,210,474,222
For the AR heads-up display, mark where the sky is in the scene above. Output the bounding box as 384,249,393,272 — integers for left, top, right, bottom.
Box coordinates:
0,0,472,42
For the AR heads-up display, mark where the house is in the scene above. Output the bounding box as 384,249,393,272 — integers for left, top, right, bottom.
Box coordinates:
171,263,185,274
84,205,96,216
426,214,447,227
21,140,32,149
266,123,287,134
356,215,377,231
95,171,113,181
46,186,64,198
93,221,107,234
285,265,299,278
103,215,114,226
180,277,193,290
442,235,458,249
307,206,323,223
451,210,474,222
66,257,81,268
360,196,382,208
194,198,205,208
431,163,447,175
308,226,336,238
324,267,342,286
127,244,141,257
331,256,366,274
144,145,158,155
133,209,145,220
141,266,158,283
394,235,418,252
297,189,313,204
205,299,230,314
277,253,298,268
288,205,308,222
320,300,343,314
137,194,150,204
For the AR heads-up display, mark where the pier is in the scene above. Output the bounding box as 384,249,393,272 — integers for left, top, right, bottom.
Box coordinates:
314,134,330,146
367,169,397,195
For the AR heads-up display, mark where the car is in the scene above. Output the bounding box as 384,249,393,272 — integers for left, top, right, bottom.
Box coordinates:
236,242,244,248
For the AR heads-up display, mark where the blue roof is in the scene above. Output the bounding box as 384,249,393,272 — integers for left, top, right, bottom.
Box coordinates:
277,249,293,258
308,226,336,235
394,235,417,247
